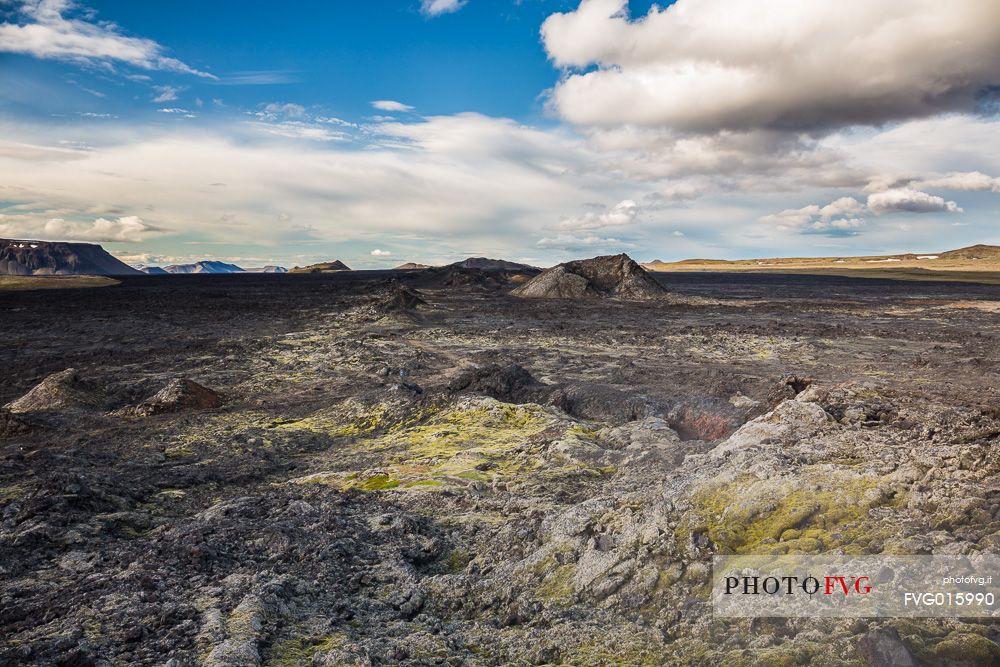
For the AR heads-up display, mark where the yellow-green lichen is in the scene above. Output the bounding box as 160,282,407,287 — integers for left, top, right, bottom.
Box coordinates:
682,468,906,555
265,633,346,666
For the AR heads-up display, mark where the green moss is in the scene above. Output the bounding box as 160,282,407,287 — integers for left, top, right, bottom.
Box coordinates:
164,444,195,459
683,468,906,555
932,632,1000,663
357,474,399,491
445,548,472,572
266,633,346,666
565,637,667,666
536,561,577,605
0,482,28,504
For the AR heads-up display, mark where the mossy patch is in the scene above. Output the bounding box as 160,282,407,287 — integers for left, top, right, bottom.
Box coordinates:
265,633,346,666
682,467,906,555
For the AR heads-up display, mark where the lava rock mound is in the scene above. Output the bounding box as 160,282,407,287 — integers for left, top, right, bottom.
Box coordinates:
4,368,106,414
447,363,547,403
134,378,222,416
369,281,427,314
512,253,667,300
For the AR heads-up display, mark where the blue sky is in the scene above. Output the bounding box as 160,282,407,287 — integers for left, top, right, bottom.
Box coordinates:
0,0,998,268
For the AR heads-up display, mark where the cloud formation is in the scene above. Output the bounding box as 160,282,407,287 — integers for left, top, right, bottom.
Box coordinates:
0,0,214,78
866,188,963,214
555,199,638,231
542,0,1000,133
0,215,158,243
370,249,391,256
371,100,414,112
421,0,467,17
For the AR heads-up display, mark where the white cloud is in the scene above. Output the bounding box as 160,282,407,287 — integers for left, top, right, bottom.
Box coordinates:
256,103,306,120
152,85,180,103
371,100,414,112
866,188,963,214
555,199,638,231
536,234,632,250
0,0,214,78
0,215,158,243
542,0,1000,133
421,0,467,17
761,187,961,236
370,249,392,256
912,172,1000,193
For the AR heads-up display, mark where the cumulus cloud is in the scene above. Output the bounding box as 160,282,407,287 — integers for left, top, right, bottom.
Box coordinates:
371,100,414,112
542,0,1000,133
0,0,214,78
370,249,391,256
0,215,160,243
912,172,1000,193
555,199,638,231
0,114,622,260
421,0,467,17
762,188,962,236
866,188,963,214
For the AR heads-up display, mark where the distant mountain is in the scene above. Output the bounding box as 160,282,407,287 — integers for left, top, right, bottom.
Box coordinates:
162,261,246,274
243,266,288,273
395,262,433,270
139,266,169,275
448,257,537,271
290,260,351,273
0,238,142,276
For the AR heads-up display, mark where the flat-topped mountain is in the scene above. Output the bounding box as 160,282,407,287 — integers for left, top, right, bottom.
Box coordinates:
642,244,1000,284
290,260,351,273
162,261,245,274
513,253,667,300
395,262,433,270
244,266,288,273
0,239,142,276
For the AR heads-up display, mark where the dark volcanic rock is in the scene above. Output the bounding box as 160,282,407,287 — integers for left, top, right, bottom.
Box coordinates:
0,238,142,276
4,369,105,414
135,378,221,415
512,253,666,300
447,257,537,271
0,408,30,437
448,363,546,403
369,281,426,314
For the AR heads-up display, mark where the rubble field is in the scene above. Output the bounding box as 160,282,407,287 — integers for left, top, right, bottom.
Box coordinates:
0,270,998,666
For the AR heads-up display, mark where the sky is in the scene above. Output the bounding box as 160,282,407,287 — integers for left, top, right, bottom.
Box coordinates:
0,0,998,269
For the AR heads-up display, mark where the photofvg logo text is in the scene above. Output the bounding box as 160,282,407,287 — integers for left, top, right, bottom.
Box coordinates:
713,555,1000,618
724,573,872,597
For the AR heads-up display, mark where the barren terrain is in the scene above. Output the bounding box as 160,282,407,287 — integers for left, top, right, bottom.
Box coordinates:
1,271,998,666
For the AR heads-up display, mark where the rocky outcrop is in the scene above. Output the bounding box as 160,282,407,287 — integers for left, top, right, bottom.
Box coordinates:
513,254,667,300
4,369,105,414
0,239,142,276
133,378,222,416
368,281,426,315
447,363,546,403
